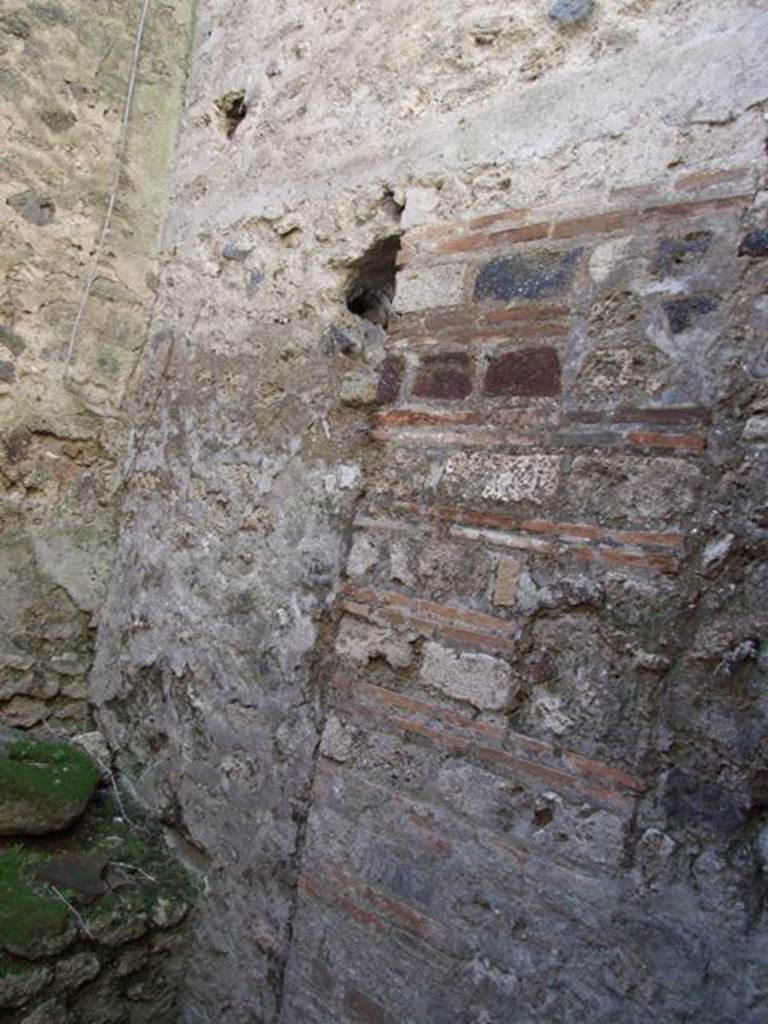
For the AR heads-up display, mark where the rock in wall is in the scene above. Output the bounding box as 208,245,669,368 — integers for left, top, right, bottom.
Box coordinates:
91,1,768,1022
0,0,194,735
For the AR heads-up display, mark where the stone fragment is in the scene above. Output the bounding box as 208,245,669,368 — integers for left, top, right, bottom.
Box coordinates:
335,617,414,669
656,231,712,275
0,728,100,836
548,0,595,25
0,325,26,356
89,903,148,947
420,641,515,711
222,241,252,262
340,368,378,406
116,947,150,977
755,826,768,871
471,18,504,44
588,237,631,282
0,965,52,1010
412,352,473,400
528,688,571,735
493,556,522,607
743,415,768,441
483,346,561,397
20,997,67,1024
632,650,671,672
376,354,404,404
568,455,700,521
0,13,31,37
738,228,768,258
635,827,676,884
6,190,55,225
40,108,76,133
474,249,581,302
700,534,734,575
346,533,379,578
319,713,357,763
0,361,15,384
49,652,88,676
1,697,47,728
663,293,719,334
444,452,561,504
396,263,465,313
55,952,101,989
516,570,553,615
36,852,109,901
151,896,189,929
663,768,747,832
0,674,58,702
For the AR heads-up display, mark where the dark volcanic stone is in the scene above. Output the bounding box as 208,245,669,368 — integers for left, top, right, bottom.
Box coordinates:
663,294,719,334
548,0,595,26
484,345,561,397
738,229,768,258
0,326,25,356
474,248,581,302
412,351,472,400
656,231,712,275
0,361,15,384
6,190,55,226
663,768,747,832
376,354,405,404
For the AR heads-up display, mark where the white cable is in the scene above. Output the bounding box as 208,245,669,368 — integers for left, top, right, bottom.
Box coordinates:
65,0,152,368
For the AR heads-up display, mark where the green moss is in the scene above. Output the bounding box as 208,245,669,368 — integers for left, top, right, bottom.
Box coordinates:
0,846,69,953
0,738,100,808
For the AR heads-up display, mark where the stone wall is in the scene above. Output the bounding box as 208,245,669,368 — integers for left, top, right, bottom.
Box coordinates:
281,173,768,1023
0,0,194,736
90,1,768,1022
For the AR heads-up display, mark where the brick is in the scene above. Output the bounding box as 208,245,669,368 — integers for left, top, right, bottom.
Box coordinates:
644,193,750,219
563,406,710,426
340,586,518,652
483,304,570,325
419,641,515,711
626,430,706,452
673,167,752,193
572,546,678,574
412,351,473,400
484,345,561,397
551,209,637,239
373,409,483,428
493,555,523,607
468,207,530,231
399,503,685,550
343,585,518,639
474,248,581,302
445,321,570,345
449,524,552,553
434,222,550,255
334,676,644,801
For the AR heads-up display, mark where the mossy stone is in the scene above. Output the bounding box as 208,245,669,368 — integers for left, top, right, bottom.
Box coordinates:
0,729,100,836
0,847,76,958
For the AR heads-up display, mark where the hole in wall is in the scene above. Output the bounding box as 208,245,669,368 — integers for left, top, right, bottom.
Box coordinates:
345,235,401,328
215,90,247,138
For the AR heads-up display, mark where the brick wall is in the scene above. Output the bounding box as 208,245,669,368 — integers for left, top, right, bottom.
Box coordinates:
280,170,768,1021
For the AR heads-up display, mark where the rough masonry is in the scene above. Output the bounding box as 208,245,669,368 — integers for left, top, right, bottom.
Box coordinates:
2,0,768,1022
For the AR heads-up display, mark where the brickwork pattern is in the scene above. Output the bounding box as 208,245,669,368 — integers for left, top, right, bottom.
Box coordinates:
281,172,768,1022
